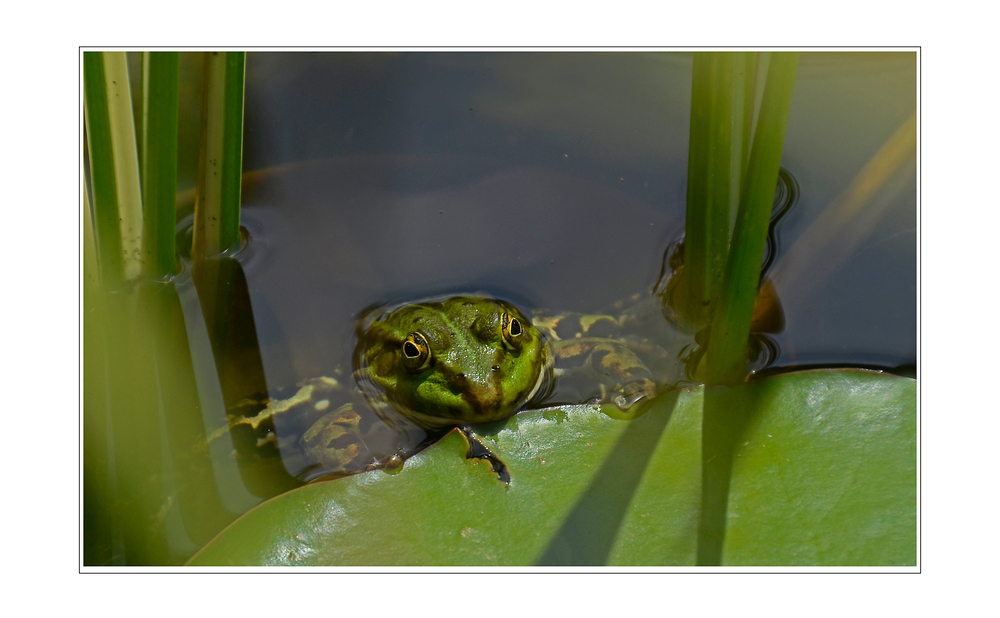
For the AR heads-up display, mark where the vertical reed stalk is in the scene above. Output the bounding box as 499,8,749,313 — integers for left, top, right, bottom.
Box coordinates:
677,52,765,331
140,52,180,279
83,51,144,287
731,52,758,226
682,53,733,325
704,52,799,385
192,51,245,259
83,179,100,290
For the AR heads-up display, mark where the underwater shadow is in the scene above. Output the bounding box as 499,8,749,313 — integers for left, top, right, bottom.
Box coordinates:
536,390,680,566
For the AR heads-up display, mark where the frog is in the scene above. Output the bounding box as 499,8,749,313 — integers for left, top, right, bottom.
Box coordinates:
211,264,785,486
219,282,780,486
276,292,693,485
354,297,554,430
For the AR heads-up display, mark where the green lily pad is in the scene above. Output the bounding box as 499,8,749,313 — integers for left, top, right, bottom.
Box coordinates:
188,369,915,566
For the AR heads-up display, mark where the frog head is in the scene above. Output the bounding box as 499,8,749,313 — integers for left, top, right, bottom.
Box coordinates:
356,296,552,428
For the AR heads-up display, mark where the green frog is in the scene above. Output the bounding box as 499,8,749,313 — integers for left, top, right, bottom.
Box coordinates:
220,283,780,485
216,280,784,487
269,292,689,484
355,297,555,430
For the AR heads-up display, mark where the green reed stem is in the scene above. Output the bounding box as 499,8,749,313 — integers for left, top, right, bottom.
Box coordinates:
679,52,765,330
83,52,121,288
140,52,180,279
682,53,733,325
705,52,798,385
192,51,245,259
732,52,757,223
84,51,144,288
83,177,100,291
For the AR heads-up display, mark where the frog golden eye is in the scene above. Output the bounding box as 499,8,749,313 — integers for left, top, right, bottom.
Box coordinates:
501,311,524,349
401,332,432,371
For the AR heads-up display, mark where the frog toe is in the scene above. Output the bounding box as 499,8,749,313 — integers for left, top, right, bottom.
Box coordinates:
612,379,657,411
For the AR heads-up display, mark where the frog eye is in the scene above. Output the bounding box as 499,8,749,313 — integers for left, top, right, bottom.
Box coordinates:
501,311,524,349
401,332,432,371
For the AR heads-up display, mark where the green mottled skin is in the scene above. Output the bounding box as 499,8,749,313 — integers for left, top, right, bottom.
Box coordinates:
270,294,664,480
357,296,552,429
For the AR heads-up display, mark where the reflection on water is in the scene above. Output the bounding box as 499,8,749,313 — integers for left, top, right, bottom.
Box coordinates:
85,51,916,565
762,168,799,280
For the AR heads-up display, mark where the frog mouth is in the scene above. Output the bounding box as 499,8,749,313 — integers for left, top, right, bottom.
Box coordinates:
453,374,505,417
392,355,554,428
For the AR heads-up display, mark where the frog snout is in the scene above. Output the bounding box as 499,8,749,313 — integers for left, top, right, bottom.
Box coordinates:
451,372,503,411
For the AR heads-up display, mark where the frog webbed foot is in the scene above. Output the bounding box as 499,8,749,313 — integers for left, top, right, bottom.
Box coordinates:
610,377,657,411
458,426,511,485
300,403,382,476
362,424,445,474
